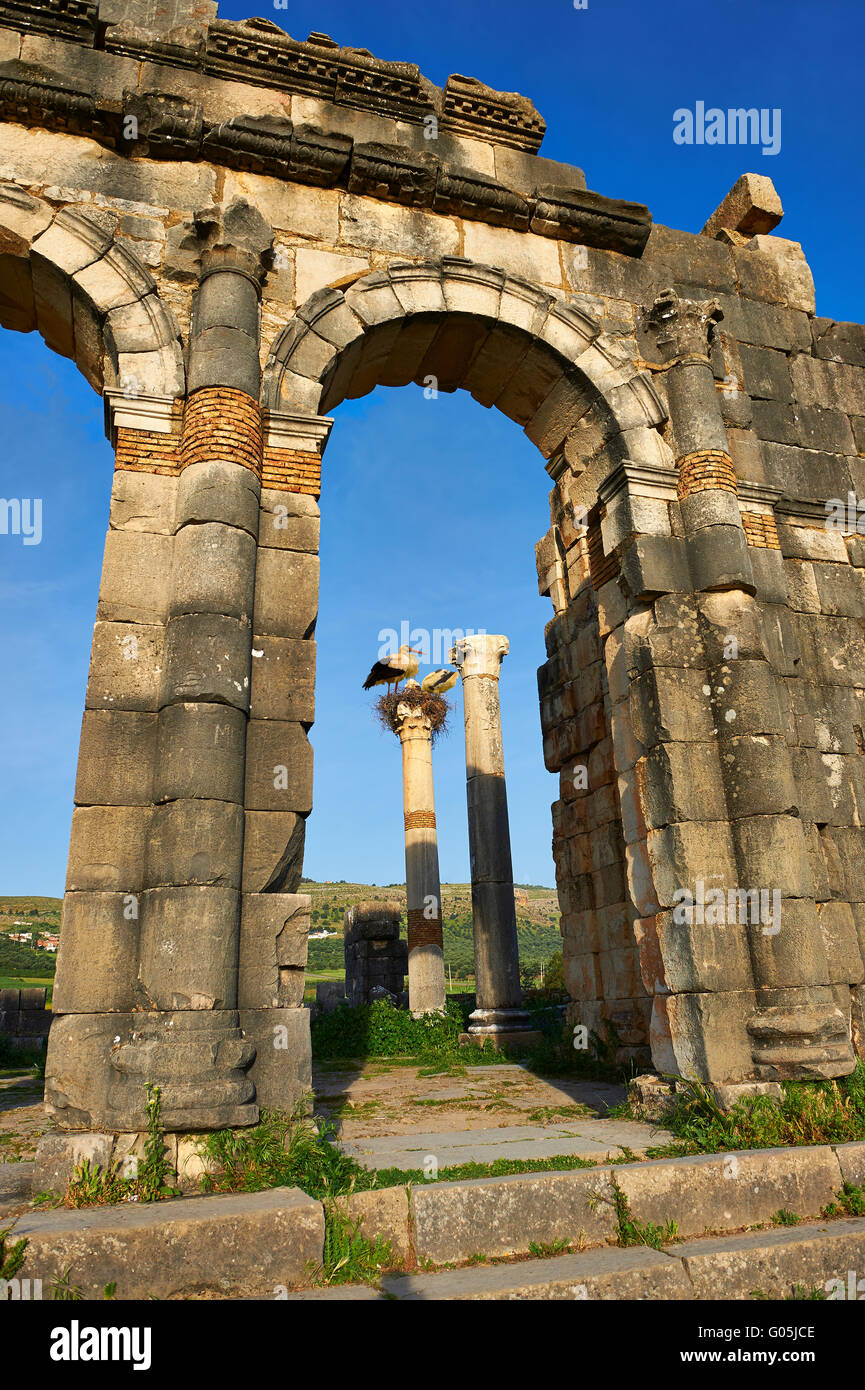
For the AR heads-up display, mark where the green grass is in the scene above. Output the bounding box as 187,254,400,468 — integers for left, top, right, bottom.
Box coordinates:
650,1064,865,1154
311,997,508,1066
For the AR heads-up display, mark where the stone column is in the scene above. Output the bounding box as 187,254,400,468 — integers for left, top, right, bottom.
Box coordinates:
450,635,532,1039
393,696,447,1016
644,288,853,1084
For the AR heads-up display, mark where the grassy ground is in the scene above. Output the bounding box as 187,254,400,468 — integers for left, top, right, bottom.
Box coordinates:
0,974,53,1001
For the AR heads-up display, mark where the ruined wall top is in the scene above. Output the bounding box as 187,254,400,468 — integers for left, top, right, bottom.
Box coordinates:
0,0,547,151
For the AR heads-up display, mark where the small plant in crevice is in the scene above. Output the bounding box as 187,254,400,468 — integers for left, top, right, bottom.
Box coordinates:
590,1177,679,1251
0,1228,26,1285
771,1208,802,1227
40,1083,180,1210
200,1105,380,1201
821,1180,865,1219
312,1183,396,1287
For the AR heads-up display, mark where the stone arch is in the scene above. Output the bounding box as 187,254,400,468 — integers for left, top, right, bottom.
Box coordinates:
261,258,669,477
0,185,184,398
262,257,677,1069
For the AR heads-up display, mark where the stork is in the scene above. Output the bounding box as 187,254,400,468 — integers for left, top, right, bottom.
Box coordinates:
421,668,459,696
362,645,422,694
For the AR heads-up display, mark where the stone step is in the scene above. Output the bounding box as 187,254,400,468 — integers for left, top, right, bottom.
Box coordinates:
338,1117,675,1170
284,1216,865,1300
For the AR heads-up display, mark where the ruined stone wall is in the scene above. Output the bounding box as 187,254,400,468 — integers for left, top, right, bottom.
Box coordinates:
0,0,863,1120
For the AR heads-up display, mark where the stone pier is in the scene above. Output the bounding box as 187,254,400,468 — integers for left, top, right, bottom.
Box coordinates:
451,636,533,1041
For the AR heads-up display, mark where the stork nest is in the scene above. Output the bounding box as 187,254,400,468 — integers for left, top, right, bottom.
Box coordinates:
375,685,451,743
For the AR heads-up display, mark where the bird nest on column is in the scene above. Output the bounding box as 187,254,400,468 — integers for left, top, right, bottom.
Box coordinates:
375,684,450,743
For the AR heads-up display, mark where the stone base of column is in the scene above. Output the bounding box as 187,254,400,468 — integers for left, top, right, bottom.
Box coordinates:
408,943,447,1017
747,996,855,1081
467,1006,536,1036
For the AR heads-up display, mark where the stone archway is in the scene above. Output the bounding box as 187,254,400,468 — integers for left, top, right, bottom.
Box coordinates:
0,187,184,399
259,257,672,1069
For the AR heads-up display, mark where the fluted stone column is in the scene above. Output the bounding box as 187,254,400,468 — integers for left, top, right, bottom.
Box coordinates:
393,695,447,1016
645,288,854,1083
451,635,532,1038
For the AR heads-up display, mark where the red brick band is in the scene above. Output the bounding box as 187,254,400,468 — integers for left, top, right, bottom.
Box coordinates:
407,909,443,952
677,449,737,499
741,510,781,549
587,511,619,590
262,447,322,498
180,388,263,478
404,810,436,831
115,425,181,476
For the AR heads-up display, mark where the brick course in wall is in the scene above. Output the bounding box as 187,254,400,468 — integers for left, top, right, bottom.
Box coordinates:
115,424,182,476
741,510,781,549
261,447,321,497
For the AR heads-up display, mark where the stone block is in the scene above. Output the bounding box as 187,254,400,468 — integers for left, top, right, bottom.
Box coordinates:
66,804,152,892
85,621,164,712
74,710,156,806
817,901,864,985
238,893,310,1008
656,909,753,994
347,1187,412,1264
16,1186,323,1299
630,668,715,746
812,561,865,618
143,799,245,890
687,523,754,594
618,535,691,600
169,522,257,621
52,891,140,1013
615,1144,842,1242
666,987,757,1082
244,719,313,814
30,1133,115,1199
409,1168,617,1265
109,469,176,535
242,810,306,894
636,741,726,828
253,548,319,639
160,613,252,711
138,885,240,1010
731,815,812,897
240,1007,313,1115
175,458,261,537
258,488,320,554
250,636,316,724
154,702,246,804
646,820,738,909
96,529,172,624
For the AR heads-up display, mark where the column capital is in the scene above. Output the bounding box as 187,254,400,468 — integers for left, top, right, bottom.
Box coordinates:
192,197,274,289
450,633,509,679
393,694,433,743
643,287,723,363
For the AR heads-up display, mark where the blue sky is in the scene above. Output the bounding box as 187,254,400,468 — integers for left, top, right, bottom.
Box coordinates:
1,0,863,895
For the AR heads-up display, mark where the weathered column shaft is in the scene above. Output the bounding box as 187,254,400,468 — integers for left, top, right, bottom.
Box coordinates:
395,701,446,1016
451,635,531,1036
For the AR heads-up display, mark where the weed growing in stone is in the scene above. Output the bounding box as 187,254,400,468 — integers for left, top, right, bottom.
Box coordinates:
311,996,503,1065
630,1064,865,1154
821,1181,865,1219
200,1107,379,1200
591,1177,680,1250
312,1189,395,1286
0,1227,26,1281
771,1208,802,1227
